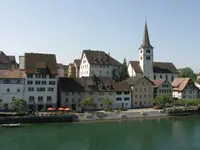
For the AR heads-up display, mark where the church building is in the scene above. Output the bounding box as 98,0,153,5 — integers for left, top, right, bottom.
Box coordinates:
127,22,178,83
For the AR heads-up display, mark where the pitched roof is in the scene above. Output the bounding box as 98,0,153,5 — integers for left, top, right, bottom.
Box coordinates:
59,76,131,92
140,22,153,49
152,79,165,87
172,78,194,91
126,76,154,86
0,70,25,78
82,50,122,66
73,59,81,67
128,61,178,74
57,63,63,69
25,53,57,74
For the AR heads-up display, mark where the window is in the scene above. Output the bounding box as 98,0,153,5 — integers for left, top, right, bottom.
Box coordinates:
50,75,55,78
27,81,33,84
35,81,40,85
72,92,75,96
37,87,45,91
146,49,150,53
166,75,168,80
154,75,156,79
146,56,150,60
28,87,34,91
160,75,162,79
65,98,68,102
36,74,40,78
72,98,75,103
29,96,34,101
17,89,20,92
7,88,10,92
49,81,55,85
171,75,174,82
38,96,43,101
65,92,68,96
116,97,122,101
140,50,142,53
47,88,54,91
42,81,46,85
42,75,46,78
107,71,109,74
116,92,122,95
27,74,33,78
124,92,129,95
124,97,130,101
47,96,52,101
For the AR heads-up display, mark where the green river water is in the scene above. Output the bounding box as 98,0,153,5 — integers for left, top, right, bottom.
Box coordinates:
0,116,200,150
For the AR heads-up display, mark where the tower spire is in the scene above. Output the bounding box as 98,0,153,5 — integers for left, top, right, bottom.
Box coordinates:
140,21,153,49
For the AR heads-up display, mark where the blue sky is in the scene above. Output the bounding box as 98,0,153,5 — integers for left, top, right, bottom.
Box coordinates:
0,0,199,72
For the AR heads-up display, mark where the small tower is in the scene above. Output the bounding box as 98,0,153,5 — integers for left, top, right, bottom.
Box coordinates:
139,21,154,79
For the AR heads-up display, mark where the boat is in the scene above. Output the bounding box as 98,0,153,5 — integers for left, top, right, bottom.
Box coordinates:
1,123,20,127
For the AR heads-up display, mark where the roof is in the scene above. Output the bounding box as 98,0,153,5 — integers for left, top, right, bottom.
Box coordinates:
128,61,178,74
59,76,131,92
0,70,25,78
81,50,122,66
126,76,154,86
0,52,16,64
25,53,57,75
152,79,165,87
57,63,64,69
172,78,195,91
73,59,81,67
140,21,153,49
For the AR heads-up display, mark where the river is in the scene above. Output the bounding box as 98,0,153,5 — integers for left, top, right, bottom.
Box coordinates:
0,116,200,150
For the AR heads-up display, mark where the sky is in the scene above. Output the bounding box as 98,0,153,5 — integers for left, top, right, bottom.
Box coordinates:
0,0,200,72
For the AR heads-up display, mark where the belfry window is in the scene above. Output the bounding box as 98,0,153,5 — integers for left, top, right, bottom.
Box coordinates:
146,56,151,60
146,49,150,53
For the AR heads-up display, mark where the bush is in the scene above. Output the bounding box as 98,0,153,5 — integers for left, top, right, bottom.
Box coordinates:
120,106,126,111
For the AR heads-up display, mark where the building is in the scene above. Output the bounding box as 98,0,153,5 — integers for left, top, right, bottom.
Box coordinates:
0,51,18,70
0,70,25,110
127,22,178,83
19,53,58,111
73,59,81,78
126,76,154,108
152,79,172,98
79,50,122,78
58,76,132,111
68,63,76,78
57,63,64,77
172,78,198,99
63,65,69,77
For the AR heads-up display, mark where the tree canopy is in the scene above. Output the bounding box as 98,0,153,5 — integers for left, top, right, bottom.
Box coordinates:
178,67,197,81
103,97,113,109
120,58,129,81
81,97,94,111
153,94,171,108
10,98,26,114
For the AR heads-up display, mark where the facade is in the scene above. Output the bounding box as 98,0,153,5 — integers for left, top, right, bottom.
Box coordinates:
57,63,64,77
0,70,25,110
195,82,200,98
73,59,81,78
68,63,76,78
20,53,58,111
127,22,178,83
126,76,154,108
63,65,69,77
58,77,132,111
0,51,18,70
152,79,172,98
172,78,198,99
79,50,122,78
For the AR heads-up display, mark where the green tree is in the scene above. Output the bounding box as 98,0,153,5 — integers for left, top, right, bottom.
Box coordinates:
81,97,94,111
153,94,171,109
178,67,197,81
103,97,113,110
10,98,26,115
120,58,129,81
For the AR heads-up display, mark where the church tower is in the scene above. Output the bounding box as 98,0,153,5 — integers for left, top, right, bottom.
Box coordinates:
139,22,154,79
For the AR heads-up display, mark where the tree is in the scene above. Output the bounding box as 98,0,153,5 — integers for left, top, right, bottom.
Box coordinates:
81,97,94,111
153,94,171,109
120,58,129,81
178,67,197,81
10,98,26,115
103,97,113,110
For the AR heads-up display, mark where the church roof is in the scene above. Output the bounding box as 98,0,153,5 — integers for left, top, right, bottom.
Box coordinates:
129,61,178,74
140,22,153,49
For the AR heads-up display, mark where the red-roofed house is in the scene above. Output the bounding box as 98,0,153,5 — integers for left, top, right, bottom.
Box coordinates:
152,79,172,98
172,78,198,99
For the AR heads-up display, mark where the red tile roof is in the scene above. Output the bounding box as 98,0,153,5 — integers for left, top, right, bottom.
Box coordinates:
152,79,165,87
172,78,193,91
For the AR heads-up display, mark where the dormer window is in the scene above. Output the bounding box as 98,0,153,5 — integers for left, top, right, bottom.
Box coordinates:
146,49,151,53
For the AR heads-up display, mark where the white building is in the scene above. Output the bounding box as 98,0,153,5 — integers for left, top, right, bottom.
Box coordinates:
19,53,58,111
152,79,172,98
79,50,122,78
127,22,178,83
58,77,132,110
172,78,198,99
73,59,81,78
0,70,25,110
